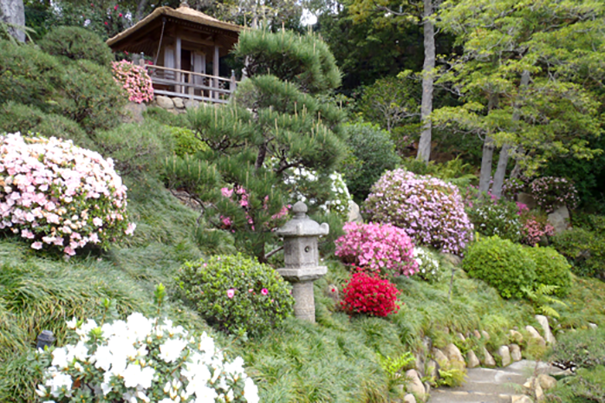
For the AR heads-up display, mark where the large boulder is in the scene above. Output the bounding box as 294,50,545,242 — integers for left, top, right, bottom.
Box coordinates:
525,325,547,347
443,343,465,370
496,345,511,367
535,315,556,345
405,369,426,400
547,205,571,234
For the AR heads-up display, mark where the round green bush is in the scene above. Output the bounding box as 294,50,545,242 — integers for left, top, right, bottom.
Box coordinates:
39,26,114,67
176,254,294,337
551,228,605,278
526,246,572,297
463,235,536,299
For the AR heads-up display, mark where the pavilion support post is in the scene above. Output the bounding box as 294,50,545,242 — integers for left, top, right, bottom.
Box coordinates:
176,36,182,94
230,70,236,95
213,45,220,100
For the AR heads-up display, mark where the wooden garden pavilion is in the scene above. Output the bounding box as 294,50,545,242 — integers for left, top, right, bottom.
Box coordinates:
106,1,242,104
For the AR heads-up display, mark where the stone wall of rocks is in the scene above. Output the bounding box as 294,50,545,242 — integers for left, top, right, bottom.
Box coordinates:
152,95,202,114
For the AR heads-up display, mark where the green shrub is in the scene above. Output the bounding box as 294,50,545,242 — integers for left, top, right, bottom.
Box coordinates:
526,246,572,297
463,236,537,299
549,328,605,369
170,126,209,157
340,122,400,201
0,102,93,149
176,254,295,337
551,228,605,278
39,26,114,67
546,366,605,403
94,121,174,176
467,198,522,242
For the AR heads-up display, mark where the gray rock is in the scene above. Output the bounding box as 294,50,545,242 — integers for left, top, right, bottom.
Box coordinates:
457,333,466,342
517,192,537,210
473,330,482,338
509,329,524,344
184,99,200,109
480,347,496,367
405,369,425,398
425,359,439,380
156,95,174,109
510,344,522,362
443,343,465,370
511,395,533,403
173,97,185,109
589,323,598,330
122,101,147,124
0,0,26,42
403,394,416,403
466,350,480,368
547,205,571,234
441,253,462,266
481,330,491,340
496,345,511,367
535,315,556,345
525,325,546,347
432,348,449,367
524,377,544,401
538,374,557,391
347,200,363,223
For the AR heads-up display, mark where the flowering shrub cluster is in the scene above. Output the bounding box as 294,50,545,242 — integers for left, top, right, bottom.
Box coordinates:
218,185,289,232
413,247,442,283
365,169,473,255
340,270,401,317
521,213,555,245
530,177,578,212
36,313,259,403
176,254,294,337
335,222,418,277
467,198,522,242
0,133,135,256
112,60,154,104
282,165,352,220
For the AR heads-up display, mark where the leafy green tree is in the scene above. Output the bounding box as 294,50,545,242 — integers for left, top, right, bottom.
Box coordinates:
165,28,346,262
434,0,605,197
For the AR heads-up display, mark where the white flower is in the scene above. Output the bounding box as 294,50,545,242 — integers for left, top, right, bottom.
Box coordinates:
47,372,73,398
244,377,260,403
122,363,155,389
159,338,188,363
126,312,153,341
51,347,69,369
66,317,78,329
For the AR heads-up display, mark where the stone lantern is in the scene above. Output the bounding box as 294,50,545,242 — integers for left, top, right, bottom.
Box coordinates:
277,201,329,322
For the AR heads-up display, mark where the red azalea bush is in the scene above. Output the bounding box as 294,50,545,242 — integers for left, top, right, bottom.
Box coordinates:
335,222,418,277
340,270,401,317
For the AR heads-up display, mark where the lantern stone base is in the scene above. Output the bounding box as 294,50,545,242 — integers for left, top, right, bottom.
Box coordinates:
278,266,327,323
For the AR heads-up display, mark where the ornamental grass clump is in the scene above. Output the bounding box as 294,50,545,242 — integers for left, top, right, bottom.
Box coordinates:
36,313,259,403
334,222,418,277
176,254,294,338
340,270,400,317
0,133,135,256
112,60,154,104
365,169,473,255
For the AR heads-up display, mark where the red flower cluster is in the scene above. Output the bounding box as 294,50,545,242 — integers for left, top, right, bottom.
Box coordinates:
340,270,401,317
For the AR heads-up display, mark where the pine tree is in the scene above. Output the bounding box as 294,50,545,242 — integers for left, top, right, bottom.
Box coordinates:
167,28,347,262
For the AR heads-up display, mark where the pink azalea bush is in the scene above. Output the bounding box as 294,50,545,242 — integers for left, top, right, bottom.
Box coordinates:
335,222,419,277
111,60,154,103
530,176,578,212
521,214,555,245
365,169,473,255
219,185,289,232
0,133,135,256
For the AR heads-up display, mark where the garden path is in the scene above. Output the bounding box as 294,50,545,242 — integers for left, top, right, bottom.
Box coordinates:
428,360,559,403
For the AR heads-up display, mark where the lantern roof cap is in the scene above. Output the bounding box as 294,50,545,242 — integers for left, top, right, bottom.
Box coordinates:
277,202,329,237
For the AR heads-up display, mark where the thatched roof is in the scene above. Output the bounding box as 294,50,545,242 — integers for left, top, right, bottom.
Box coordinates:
106,4,242,54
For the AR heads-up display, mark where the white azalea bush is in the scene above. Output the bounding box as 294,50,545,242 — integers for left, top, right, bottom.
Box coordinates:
36,313,259,403
0,133,135,256
413,247,442,283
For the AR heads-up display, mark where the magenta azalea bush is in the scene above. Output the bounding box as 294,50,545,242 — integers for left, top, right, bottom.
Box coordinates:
530,176,579,212
365,169,473,255
0,133,135,256
335,222,418,277
111,60,154,103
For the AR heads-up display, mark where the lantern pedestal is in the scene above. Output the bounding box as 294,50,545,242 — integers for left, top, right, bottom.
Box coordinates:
277,202,329,323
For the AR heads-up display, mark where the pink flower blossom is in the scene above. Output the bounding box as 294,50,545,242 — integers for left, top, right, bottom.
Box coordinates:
261,288,268,295
227,289,235,299
31,241,43,250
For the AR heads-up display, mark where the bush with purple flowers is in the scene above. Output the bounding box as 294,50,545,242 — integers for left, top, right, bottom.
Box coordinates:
335,221,418,277
364,169,473,255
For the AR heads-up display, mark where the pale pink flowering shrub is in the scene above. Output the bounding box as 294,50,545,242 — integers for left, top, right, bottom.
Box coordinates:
365,169,473,255
111,60,154,103
335,222,419,277
521,215,555,245
218,185,289,232
0,133,135,256
530,176,579,213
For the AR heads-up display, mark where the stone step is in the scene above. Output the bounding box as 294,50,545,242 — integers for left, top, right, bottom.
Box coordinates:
429,389,511,403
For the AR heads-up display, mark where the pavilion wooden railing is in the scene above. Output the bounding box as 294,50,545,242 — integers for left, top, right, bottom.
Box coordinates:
142,64,238,104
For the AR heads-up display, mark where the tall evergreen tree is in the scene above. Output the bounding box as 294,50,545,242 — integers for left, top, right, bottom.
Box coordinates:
165,28,346,262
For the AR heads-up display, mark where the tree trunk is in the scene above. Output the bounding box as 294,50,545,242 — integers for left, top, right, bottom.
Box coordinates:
416,0,435,163
491,70,531,198
478,93,499,194
134,0,148,23
0,0,26,42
